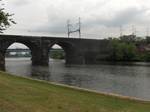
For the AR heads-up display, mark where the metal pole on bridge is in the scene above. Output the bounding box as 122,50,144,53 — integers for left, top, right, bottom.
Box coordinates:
67,17,81,38
79,17,81,39
67,20,70,38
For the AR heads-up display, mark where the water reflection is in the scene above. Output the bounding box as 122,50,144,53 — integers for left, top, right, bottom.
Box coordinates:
30,66,51,81
5,58,150,101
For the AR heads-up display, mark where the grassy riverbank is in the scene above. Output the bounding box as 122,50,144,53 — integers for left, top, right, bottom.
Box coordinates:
0,71,150,112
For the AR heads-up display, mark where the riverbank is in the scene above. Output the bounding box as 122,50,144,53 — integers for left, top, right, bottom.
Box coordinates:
0,71,150,112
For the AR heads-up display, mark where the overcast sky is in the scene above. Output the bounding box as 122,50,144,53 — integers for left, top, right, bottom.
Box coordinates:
2,0,150,39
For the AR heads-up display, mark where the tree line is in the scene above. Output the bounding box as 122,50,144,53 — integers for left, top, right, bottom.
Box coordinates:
106,37,150,62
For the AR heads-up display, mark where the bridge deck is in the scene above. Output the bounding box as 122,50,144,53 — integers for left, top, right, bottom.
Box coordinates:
0,34,102,41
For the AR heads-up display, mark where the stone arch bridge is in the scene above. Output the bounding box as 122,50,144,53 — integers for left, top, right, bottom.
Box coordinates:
0,34,111,70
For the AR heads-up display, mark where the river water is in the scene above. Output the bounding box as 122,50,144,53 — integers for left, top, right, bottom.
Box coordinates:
5,58,150,101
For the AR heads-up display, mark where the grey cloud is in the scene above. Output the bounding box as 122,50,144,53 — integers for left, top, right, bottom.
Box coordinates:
85,7,149,27
35,7,148,34
107,8,148,26
34,6,71,34
31,3,150,36
12,0,30,6
34,21,67,34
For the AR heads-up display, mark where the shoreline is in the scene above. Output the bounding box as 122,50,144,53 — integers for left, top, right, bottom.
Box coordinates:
0,70,150,112
1,70,149,103
5,57,150,67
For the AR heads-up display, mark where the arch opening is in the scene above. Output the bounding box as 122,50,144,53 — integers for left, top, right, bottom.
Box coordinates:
5,43,32,68
48,42,76,64
49,44,65,63
5,43,31,58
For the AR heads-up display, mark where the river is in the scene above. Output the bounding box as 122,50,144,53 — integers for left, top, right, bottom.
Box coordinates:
5,58,150,101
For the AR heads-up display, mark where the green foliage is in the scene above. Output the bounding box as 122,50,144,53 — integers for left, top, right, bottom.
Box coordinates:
141,52,150,61
145,52,150,61
0,0,15,33
50,50,65,59
107,38,150,62
108,39,138,61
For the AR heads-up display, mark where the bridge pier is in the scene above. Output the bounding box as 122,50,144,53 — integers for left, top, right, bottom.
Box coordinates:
0,52,5,70
31,47,49,66
65,52,85,65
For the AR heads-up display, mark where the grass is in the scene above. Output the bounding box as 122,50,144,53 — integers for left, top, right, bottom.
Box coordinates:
0,71,150,112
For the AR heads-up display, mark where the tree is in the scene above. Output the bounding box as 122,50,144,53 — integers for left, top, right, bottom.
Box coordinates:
108,39,138,61
0,0,15,33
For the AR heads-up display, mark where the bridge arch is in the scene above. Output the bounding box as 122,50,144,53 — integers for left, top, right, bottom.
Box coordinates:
5,42,31,57
4,42,33,67
49,44,65,61
0,40,41,70
48,41,77,64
